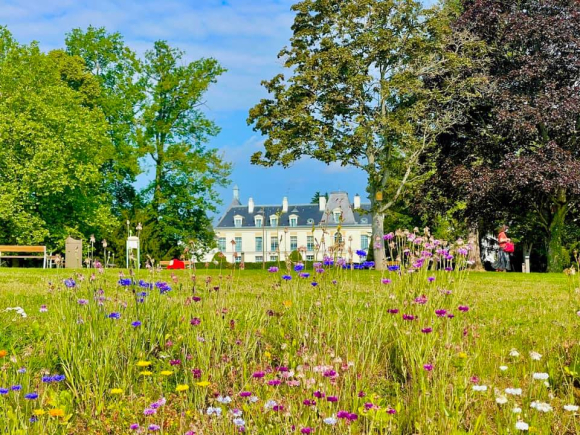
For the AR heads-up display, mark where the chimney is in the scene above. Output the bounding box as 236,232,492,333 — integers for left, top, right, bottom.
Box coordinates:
354,193,361,209
282,196,289,213
319,195,327,211
248,197,254,214
233,185,239,201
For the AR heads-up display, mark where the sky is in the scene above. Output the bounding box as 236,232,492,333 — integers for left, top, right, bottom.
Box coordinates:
0,0,430,213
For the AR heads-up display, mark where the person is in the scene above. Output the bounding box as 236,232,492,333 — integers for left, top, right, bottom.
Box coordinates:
494,225,512,272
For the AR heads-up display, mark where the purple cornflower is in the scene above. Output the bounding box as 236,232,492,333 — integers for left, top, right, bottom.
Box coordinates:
130,424,139,430
190,318,201,326
421,327,433,334
313,390,325,398
169,359,181,366
388,309,399,314
381,278,392,284
300,428,313,434
299,273,310,278
387,408,397,414
414,295,428,305
252,371,265,378
148,424,161,431
435,309,447,317
323,369,337,378
191,368,202,378
77,299,88,305
239,391,252,397
268,266,278,273
402,314,416,321
63,278,76,288
458,305,470,312
143,408,157,415
423,364,433,371
303,399,316,406
39,305,48,312
327,396,338,402
337,411,350,418
428,276,436,282
268,379,281,386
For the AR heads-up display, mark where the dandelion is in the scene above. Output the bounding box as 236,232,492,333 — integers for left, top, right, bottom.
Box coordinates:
176,384,189,392
160,371,173,376
48,409,65,417
196,381,211,387
136,361,151,367
458,352,467,359
33,409,45,415
140,371,153,376
110,388,123,395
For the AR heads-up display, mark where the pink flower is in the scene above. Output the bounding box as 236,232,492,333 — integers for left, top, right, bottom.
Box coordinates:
423,364,433,371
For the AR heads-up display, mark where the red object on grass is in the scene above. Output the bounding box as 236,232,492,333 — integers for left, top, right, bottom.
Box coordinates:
167,259,185,269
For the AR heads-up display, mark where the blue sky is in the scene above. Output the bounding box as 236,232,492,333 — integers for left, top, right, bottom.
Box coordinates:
1,0,430,212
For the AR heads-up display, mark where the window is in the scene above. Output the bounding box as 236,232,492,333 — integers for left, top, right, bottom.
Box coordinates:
306,255,314,261
361,235,369,250
218,237,226,252
234,256,242,263
255,237,263,252
255,217,263,227
307,236,314,251
270,215,278,227
271,236,279,251
334,232,343,245
255,256,263,262
360,218,368,224
270,255,278,261
235,237,242,252
234,216,243,228
289,216,298,227
290,236,298,250
333,208,341,223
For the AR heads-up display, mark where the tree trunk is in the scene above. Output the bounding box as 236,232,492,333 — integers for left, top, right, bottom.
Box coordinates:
467,224,484,271
372,212,386,271
547,190,568,273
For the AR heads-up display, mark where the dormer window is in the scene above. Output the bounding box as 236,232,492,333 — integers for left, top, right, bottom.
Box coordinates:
332,208,342,224
289,215,298,227
255,216,263,228
307,218,314,225
234,215,243,228
360,218,368,224
270,215,278,227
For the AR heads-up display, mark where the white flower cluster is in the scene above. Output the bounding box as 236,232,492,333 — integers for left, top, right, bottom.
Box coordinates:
505,388,522,396
5,307,27,318
530,401,553,413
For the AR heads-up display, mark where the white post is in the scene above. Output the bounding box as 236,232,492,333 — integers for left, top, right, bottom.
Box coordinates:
525,255,530,273
43,247,47,269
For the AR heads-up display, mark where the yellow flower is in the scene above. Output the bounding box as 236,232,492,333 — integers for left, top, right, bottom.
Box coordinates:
176,384,189,392
196,381,211,387
264,351,272,359
110,388,123,395
33,409,45,416
160,370,173,376
282,300,292,308
136,361,151,367
139,371,153,376
48,408,65,417
458,352,468,359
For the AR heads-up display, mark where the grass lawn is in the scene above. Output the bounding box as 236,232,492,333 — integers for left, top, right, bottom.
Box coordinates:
0,267,578,434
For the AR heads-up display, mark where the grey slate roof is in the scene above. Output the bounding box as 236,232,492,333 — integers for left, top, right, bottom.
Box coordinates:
216,192,372,229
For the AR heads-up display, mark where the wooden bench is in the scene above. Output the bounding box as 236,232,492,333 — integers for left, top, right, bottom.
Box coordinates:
0,246,47,268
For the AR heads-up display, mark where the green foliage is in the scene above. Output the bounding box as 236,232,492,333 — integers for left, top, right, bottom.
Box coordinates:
0,28,116,249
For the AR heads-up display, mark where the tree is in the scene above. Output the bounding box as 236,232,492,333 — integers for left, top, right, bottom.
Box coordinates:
65,26,144,215
138,41,231,259
310,191,328,204
248,0,488,269
0,28,115,248
426,0,580,272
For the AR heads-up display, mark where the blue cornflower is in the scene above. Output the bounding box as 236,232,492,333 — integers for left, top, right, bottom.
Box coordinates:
356,250,367,257
323,257,334,266
131,321,142,327
363,261,375,269
155,282,171,294
53,375,65,382
311,282,318,287
17,368,26,374
30,416,38,423
108,312,121,319
63,278,76,288
294,263,305,272
137,291,148,297
387,265,400,272
11,385,21,391
299,272,310,278
0,388,8,394
118,278,132,286
282,275,292,281
42,376,53,383
138,280,153,289
25,392,38,400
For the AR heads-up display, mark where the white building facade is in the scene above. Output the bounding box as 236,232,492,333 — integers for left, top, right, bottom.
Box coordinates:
214,187,373,263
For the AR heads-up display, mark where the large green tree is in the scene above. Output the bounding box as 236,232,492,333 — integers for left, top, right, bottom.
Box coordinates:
65,26,144,215
248,0,487,269
138,41,231,259
0,28,115,248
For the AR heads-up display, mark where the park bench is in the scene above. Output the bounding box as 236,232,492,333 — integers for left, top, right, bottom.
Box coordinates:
0,245,47,268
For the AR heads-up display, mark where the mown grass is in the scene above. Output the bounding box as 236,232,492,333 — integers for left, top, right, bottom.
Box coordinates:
0,266,578,434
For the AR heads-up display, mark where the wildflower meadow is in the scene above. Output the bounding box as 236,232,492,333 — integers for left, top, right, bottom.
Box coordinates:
0,232,579,434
